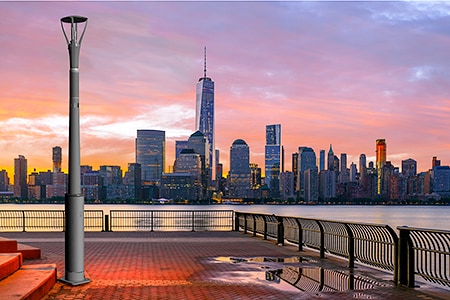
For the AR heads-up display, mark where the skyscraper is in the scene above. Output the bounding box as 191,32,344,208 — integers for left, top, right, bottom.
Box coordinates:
52,146,62,173
188,131,209,200
319,150,325,171
136,130,165,184
376,139,387,195
175,140,188,160
195,47,215,184
14,155,27,199
265,124,282,198
297,146,317,202
229,139,251,198
402,158,417,177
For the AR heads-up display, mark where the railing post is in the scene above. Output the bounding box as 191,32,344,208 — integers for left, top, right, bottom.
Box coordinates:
295,218,303,251
234,212,239,231
243,213,248,234
316,220,325,259
343,223,354,268
104,214,109,232
252,215,256,237
22,211,26,232
277,216,284,245
150,211,154,232
398,227,415,287
192,211,195,232
263,215,268,240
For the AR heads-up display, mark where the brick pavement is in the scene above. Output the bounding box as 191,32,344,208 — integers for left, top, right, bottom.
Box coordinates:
2,231,449,300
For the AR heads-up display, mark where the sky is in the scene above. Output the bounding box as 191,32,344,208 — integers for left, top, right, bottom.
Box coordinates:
1,1,450,179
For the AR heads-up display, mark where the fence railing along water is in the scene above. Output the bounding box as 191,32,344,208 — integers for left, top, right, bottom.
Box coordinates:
0,209,449,290
0,210,233,232
235,212,450,290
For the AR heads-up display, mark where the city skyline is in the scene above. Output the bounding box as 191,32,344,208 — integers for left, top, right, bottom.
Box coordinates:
1,1,450,177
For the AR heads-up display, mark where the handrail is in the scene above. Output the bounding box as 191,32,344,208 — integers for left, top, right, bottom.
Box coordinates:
397,226,450,288
0,210,104,232
235,212,397,271
109,210,234,232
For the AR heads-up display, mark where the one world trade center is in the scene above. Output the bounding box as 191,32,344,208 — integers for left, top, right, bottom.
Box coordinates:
195,47,215,187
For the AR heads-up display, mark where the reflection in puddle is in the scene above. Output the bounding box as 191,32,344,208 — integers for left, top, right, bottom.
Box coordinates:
271,266,386,292
214,256,387,295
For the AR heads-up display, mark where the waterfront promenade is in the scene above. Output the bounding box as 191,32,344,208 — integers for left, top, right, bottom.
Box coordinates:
1,231,449,299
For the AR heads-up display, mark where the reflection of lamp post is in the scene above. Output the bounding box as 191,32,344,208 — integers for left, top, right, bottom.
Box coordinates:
60,15,90,286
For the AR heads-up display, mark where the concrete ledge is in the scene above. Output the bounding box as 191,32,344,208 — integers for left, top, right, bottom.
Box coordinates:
0,264,57,300
0,253,22,281
0,237,41,259
0,237,18,253
17,244,41,260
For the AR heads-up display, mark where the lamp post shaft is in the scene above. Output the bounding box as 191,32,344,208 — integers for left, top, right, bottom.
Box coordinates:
60,15,89,286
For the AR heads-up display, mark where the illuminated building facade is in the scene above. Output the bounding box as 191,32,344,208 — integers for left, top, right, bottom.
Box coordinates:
376,139,387,195
52,146,62,172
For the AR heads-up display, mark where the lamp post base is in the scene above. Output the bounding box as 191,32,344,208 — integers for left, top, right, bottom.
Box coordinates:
59,276,90,286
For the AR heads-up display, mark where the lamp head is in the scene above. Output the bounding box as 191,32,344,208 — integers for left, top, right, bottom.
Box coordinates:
61,16,88,24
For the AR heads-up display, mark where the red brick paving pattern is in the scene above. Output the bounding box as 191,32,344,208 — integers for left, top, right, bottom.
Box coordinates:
2,231,448,300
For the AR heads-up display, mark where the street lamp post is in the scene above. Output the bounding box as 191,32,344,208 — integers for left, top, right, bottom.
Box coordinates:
60,15,90,286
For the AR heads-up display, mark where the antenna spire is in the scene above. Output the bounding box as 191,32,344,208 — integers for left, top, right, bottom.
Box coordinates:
204,46,207,78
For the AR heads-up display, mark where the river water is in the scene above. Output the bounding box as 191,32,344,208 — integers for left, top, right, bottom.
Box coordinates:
0,203,448,231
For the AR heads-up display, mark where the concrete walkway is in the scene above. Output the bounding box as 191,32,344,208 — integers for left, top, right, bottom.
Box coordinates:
1,231,449,300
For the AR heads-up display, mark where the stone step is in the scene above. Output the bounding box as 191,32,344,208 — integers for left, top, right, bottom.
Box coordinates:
0,237,41,259
0,264,57,300
0,253,22,281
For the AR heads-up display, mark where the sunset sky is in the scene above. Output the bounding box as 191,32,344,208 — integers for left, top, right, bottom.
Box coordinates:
1,1,450,179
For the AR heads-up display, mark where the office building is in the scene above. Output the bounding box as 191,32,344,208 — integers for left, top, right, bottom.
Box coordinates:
265,124,283,198
297,147,317,200
339,153,349,183
0,170,9,192
292,153,299,193
123,163,142,200
160,173,196,201
136,130,165,185
175,141,188,160
376,139,387,195
319,170,336,200
319,150,325,171
195,47,215,183
402,158,417,178
14,155,27,199
432,156,441,168
52,146,62,172
228,139,251,198
280,171,295,200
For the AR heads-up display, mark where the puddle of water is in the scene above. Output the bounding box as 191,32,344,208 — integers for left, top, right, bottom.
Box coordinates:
210,269,301,293
213,256,387,294
215,256,307,264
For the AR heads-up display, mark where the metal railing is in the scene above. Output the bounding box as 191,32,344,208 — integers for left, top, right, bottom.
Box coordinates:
0,210,104,232
235,212,398,273
108,210,233,231
1,209,448,290
398,226,450,288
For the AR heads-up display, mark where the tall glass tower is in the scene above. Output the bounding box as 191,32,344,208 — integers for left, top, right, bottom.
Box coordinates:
265,124,282,198
229,139,251,198
136,130,165,185
196,47,215,185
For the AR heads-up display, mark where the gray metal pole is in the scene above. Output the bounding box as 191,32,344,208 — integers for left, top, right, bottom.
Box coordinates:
60,15,90,286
